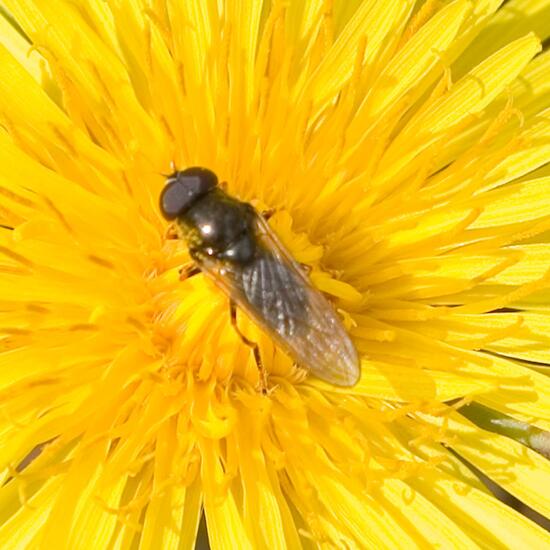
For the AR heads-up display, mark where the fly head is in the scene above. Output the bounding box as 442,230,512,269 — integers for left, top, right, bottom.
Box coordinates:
160,166,218,220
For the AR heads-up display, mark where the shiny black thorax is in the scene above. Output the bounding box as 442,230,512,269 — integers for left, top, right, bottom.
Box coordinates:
175,188,258,265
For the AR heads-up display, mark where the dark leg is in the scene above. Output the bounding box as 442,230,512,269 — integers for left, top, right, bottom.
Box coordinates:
262,208,275,220
179,263,201,281
229,300,267,393
165,224,179,240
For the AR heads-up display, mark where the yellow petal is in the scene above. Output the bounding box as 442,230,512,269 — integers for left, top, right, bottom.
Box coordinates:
458,353,550,431
512,48,550,114
485,109,550,190
409,468,550,548
3,0,167,166
423,411,550,519
70,478,127,550
378,33,541,185
474,178,550,228
289,469,420,548
417,32,541,134
139,481,202,550
455,0,550,78
313,360,496,402
481,312,550,364
351,0,472,131
439,49,550,171
233,406,301,549
395,245,550,286
0,43,121,182
0,479,62,548
202,471,253,548
379,479,481,548
304,0,415,108
0,6,52,87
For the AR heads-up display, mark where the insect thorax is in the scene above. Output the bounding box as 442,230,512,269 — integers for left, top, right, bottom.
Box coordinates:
175,190,258,265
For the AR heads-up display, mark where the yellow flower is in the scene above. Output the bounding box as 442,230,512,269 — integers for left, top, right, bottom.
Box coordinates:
0,0,549,548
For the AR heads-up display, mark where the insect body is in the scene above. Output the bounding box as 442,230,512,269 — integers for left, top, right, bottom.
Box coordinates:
160,167,360,386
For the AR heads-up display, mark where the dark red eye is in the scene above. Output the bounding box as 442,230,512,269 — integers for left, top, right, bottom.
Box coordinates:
160,167,218,220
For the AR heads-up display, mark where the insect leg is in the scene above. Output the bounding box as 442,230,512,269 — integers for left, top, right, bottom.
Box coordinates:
165,224,179,240
261,208,275,220
229,300,268,393
179,263,201,281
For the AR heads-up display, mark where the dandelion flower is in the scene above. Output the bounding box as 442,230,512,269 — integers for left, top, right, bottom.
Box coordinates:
0,0,550,548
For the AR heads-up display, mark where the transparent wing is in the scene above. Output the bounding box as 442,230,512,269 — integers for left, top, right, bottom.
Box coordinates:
195,212,360,386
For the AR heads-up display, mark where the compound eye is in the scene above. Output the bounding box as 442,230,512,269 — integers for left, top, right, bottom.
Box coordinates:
179,166,218,189
160,180,192,220
160,167,218,220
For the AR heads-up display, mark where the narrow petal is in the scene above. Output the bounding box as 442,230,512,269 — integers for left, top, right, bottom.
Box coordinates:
409,468,550,548
139,481,202,550
304,0,415,108
379,479,481,548
312,360,497,402
421,411,550,519
199,439,253,549
474,178,550,228
455,0,550,77
349,0,473,136
378,33,541,185
0,479,62,548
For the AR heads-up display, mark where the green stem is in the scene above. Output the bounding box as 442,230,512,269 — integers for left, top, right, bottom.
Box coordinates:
459,402,550,459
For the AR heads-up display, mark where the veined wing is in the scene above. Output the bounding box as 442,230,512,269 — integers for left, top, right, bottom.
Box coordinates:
196,213,360,386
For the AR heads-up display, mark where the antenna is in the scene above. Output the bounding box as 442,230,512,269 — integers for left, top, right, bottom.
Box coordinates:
160,159,178,178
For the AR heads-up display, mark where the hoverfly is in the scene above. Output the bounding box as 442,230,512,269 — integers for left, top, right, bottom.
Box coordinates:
160,167,360,386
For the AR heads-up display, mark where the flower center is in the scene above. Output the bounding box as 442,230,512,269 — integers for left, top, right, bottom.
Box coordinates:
152,208,361,389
